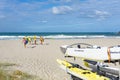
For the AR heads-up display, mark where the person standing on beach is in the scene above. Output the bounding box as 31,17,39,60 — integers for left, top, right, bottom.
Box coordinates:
33,35,37,45
40,36,44,45
28,37,31,44
22,37,28,48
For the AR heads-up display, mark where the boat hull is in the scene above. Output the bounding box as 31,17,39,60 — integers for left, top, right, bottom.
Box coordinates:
65,47,120,61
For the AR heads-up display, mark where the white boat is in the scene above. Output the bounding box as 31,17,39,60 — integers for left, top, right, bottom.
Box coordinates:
83,59,119,76
60,43,120,62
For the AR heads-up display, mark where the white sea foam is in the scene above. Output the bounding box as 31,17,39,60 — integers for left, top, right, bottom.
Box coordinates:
44,35,111,39
0,36,24,40
0,35,119,40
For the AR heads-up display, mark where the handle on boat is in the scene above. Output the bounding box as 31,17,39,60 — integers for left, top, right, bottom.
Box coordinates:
107,48,111,63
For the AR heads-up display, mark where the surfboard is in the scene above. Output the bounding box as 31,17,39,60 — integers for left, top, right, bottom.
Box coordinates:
57,59,110,80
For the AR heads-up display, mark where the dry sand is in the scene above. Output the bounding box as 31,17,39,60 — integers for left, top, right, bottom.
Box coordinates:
0,38,120,80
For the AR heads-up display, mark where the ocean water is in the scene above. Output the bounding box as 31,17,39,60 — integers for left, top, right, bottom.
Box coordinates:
0,32,120,40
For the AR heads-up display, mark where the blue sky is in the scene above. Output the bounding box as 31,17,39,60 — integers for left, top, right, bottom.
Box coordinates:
0,0,120,32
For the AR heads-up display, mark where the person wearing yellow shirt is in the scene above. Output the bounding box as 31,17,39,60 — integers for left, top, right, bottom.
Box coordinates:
40,36,44,45
33,35,37,45
28,37,31,44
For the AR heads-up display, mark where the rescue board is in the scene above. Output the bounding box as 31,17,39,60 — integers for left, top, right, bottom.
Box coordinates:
57,59,110,80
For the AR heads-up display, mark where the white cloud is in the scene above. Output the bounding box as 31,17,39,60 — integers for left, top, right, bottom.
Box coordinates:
0,1,8,10
64,0,71,2
52,6,72,14
95,10,109,16
87,15,95,18
37,20,48,23
94,10,110,20
53,0,71,3
85,10,110,20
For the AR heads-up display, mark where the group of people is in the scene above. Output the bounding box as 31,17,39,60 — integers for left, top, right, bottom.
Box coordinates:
22,36,44,48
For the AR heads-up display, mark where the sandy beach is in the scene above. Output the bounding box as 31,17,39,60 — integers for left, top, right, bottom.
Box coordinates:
0,38,120,80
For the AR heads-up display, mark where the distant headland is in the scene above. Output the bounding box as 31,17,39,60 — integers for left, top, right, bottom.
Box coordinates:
117,31,120,35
